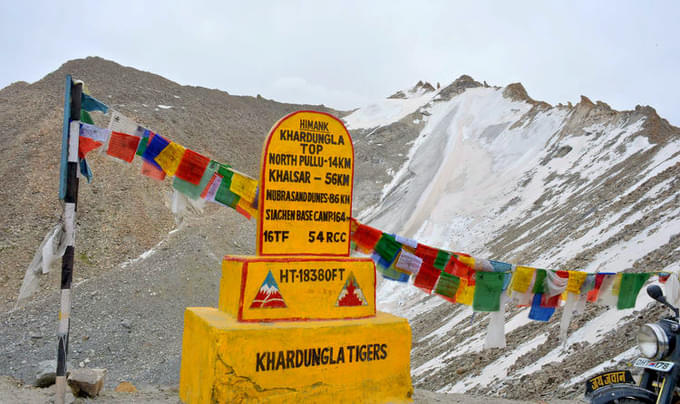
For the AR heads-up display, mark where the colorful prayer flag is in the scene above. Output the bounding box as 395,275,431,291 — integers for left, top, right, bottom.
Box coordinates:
351,224,383,251
394,234,418,249
230,172,258,203
617,273,651,309
473,271,505,312
108,110,139,135
490,260,513,272
136,130,151,156
529,293,555,321
142,133,170,170
204,174,222,201
455,279,475,306
155,141,186,176
566,271,588,294
374,234,401,265
434,272,460,300
175,149,211,185
141,160,166,180
433,250,451,270
414,244,439,266
413,263,441,293
510,266,534,293
395,250,423,274
106,131,140,163
79,123,110,158
173,160,219,200
81,93,108,113
533,269,547,294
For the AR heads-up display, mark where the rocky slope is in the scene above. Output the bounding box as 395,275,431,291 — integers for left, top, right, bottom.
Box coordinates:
0,57,339,312
344,76,680,400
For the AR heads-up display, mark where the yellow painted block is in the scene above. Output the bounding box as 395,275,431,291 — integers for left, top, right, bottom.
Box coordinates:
179,308,412,403
219,256,376,321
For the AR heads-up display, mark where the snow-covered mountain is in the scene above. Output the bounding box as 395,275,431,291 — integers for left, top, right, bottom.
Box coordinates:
345,76,680,398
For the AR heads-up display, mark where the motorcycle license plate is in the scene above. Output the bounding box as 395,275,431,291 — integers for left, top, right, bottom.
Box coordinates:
633,357,674,372
585,370,635,395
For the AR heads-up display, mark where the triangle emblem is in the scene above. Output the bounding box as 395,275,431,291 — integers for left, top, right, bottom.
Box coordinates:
250,270,287,309
335,272,368,307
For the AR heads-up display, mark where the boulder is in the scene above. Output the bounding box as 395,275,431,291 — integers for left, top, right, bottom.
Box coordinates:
67,368,106,397
115,381,137,392
34,359,72,387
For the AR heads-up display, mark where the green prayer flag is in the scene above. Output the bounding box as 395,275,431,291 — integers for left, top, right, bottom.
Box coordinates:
136,136,149,156
617,273,652,309
215,181,240,208
374,234,402,263
172,160,219,200
434,272,460,298
473,271,505,312
433,250,451,270
532,269,547,294
80,110,94,125
217,164,234,184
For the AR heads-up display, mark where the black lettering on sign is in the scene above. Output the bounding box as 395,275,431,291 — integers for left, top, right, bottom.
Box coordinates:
265,190,330,203
278,268,346,283
255,344,387,371
268,169,311,183
279,129,345,145
268,153,298,166
299,119,329,132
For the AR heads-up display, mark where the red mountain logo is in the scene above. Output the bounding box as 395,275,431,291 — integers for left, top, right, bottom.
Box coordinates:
336,272,368,307
250,270,286,309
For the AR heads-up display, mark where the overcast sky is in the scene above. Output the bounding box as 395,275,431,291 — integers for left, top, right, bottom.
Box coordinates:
2,1,679,125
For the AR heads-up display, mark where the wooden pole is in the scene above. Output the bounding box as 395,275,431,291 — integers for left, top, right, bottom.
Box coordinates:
55,77,81,404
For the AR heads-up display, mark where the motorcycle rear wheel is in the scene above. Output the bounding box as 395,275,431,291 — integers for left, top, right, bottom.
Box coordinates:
588,384,656,404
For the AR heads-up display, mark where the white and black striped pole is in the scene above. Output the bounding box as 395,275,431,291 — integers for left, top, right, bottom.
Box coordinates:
55,76,82,404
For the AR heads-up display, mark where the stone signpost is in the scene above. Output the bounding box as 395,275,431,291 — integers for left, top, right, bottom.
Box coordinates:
179,111,413,403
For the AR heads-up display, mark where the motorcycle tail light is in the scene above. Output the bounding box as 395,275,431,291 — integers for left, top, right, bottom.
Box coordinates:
637,323,670,360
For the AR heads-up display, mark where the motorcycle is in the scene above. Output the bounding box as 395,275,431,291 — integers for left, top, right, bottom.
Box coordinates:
586,284,680,403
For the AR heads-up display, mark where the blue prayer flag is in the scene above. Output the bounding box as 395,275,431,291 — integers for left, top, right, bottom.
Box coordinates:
81,93,109,113
529,293,555,322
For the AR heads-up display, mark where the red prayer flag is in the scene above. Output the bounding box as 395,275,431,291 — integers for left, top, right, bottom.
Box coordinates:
587,273,606,302
78,137,103,159
540,293,561,308
447,257,475,286
414,244,439,266
236,205,252,220
106,131,140,163
413,262,441,293
200,173,219,199
174,149,210,185
141,160,166,180
351,224,382,250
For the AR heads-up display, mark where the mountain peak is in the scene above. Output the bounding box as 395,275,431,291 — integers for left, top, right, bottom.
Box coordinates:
387,80,436,99
437,75,482,101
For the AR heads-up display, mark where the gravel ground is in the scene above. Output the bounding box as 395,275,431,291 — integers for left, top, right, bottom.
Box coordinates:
0,376,585,403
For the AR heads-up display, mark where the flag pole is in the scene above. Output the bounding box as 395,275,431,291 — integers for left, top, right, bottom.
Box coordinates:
55,76,82,404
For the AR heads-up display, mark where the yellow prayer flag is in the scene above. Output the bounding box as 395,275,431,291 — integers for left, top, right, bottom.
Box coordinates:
511,266,535,293
237,198,257,217
230,172,257,203
566,271,588,294
155,141,186,176
612,273,623,296
458,255,475,268
455,278,475,306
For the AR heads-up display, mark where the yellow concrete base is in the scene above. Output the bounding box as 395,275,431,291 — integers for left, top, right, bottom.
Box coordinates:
179,307,413,403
